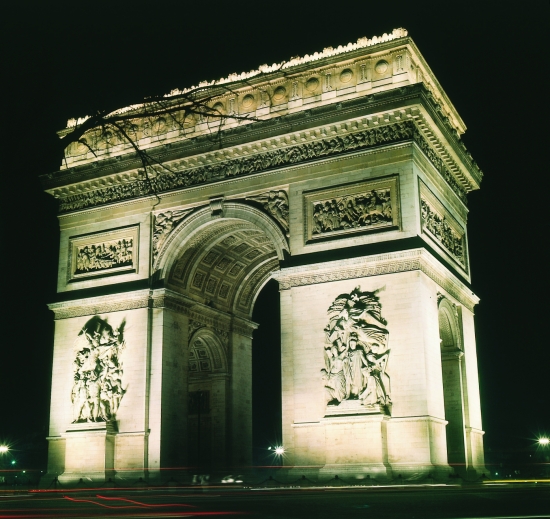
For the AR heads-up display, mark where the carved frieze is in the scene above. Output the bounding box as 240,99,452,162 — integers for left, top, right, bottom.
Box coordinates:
71,316,126,424
419,181,467,270
322,286,391,413
246,190,289,234
57,120,468,213
304,177,399,243
68,225,139,282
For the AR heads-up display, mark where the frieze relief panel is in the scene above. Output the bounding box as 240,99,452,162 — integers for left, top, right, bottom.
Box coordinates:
419,181,467,271
54,118,470,213
304,176,399,243
322,286,391,415
68,225,139,282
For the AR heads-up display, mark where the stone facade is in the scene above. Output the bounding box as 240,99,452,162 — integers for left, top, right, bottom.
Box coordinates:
42,28,486,483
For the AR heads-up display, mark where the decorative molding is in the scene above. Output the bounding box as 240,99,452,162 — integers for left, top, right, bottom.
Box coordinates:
304,176,399,243
231,316,259,338
48,290,151,320
55,119,468,213
237,258,279,311
49,288,194,319
209,196,225,216
67,225,139,283
272,248,479,311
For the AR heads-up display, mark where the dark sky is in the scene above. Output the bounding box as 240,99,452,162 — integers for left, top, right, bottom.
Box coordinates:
2,1,548,467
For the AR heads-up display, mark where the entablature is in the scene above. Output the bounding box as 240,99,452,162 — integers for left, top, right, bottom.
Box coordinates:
43,85,481,215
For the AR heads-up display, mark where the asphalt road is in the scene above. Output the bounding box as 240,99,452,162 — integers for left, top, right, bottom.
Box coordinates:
0,484,549,518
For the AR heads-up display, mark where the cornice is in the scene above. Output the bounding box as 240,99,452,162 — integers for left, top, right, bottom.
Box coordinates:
44,85,424,188
46,287,262,331
272,248,479,311
48,290,151,320
49,109,472,214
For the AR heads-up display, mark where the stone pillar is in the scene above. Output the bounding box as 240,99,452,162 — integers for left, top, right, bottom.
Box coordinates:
228,317,257,467
147,290,189,481
461,307,487,476
280,288,297,467
441,351,467,471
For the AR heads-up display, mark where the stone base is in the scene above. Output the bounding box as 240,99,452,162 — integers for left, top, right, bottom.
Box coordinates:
319,462,391,481
58,421,116,484
388,462,451,481
324,400,388,417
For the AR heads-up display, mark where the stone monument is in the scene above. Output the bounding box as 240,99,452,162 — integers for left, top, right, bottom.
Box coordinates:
41,28,486,483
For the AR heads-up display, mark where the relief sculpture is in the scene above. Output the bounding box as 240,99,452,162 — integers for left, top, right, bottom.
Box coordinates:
152,209,192,263
420,198,465,266
245,190,289,233
71,316,126,424
321,286,391,411
312,189,392,235
75,238,133,274
57,116,468,212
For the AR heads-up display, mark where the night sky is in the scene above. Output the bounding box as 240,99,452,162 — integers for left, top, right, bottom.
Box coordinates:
2,2,548,469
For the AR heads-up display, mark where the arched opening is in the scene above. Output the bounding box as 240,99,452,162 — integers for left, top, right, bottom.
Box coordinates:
251,278,282,464
187,332,228,471
438,299,468,475
159,205,287,471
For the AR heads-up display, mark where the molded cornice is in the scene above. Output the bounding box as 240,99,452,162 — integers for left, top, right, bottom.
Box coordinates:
272,248,479,311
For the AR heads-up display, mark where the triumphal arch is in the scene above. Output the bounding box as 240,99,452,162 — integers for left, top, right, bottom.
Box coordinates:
42,28,486,483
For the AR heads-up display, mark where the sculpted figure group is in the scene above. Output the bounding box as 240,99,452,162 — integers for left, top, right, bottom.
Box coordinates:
246,190,289,233
420,199,464,264
71,316,126,423
321,287,391,410
75,239,133,274
312,189,392,235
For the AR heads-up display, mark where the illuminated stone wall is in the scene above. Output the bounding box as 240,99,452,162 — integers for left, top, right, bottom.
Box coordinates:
42,29,486,484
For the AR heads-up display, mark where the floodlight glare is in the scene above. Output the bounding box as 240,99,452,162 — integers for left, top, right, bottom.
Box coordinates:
0,446,8,453
275,446,285,455
538,437,549,445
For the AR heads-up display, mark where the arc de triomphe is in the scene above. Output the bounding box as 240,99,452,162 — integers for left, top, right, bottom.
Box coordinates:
42,28,486,483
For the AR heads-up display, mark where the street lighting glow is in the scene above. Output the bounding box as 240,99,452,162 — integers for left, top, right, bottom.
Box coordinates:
275,446,285,455
0,446,8,453
538,437,549,445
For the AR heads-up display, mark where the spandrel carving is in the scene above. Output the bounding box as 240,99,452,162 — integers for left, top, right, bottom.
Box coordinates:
246,190,289,233
152,209,192,263
71,316,126,423
322,286,391,411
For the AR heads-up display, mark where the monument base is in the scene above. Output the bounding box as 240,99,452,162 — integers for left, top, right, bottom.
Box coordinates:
58,421,116,485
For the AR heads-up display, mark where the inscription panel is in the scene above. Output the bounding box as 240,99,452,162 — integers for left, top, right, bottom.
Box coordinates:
304,176,399,243
68,225,139,282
